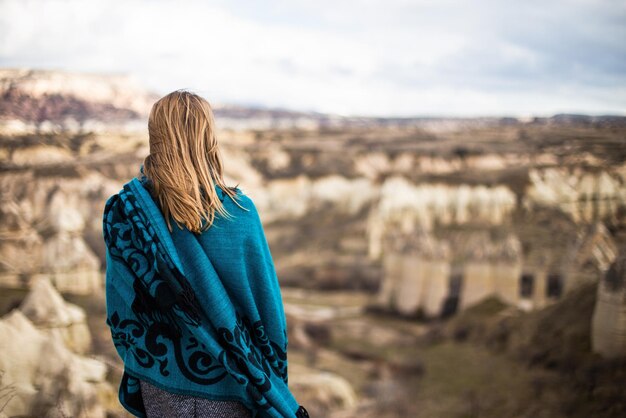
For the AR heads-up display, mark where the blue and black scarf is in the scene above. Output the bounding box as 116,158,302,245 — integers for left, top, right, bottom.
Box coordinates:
102,166,309,418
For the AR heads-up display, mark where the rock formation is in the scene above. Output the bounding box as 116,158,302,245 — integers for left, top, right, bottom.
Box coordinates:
525,167,626,225
561,222,619,293
366,175,519,263
1,67,625,311
0,172,103,294
19,277,92,354
459,234,523,310
289,364,357,416
376,229,451,317
0,279,112,418
591,252,626,359
1,67,626,418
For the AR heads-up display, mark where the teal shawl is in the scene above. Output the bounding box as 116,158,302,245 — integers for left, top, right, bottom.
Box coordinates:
102,167,308,418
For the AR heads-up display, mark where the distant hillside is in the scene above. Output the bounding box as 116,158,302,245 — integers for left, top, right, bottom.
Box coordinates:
0,68,158,122
1,68,625,134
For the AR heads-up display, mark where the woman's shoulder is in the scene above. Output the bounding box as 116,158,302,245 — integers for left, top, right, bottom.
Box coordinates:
218,186,260,215
217,184,247,202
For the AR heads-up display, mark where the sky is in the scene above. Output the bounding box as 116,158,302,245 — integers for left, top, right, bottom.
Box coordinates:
0,0,624,117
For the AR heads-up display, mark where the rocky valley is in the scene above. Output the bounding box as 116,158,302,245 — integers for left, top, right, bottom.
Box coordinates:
0,68,625,417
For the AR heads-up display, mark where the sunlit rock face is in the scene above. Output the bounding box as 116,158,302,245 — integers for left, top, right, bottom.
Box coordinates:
458,235,523,310
0,172,103,294
288,364,358,417
366,160,623,316
375,230,451,317
19,277,92,354
367,176,517,259
525,167,626,225
375,229,526,317
373,216,620,316
251,175,377,222
592,253,626,359
561,222,619,292
0,310,110,418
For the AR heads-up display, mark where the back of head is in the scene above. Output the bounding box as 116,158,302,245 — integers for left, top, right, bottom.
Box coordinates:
142,89,241,234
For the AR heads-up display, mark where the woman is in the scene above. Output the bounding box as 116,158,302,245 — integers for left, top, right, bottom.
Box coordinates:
102,90,309,418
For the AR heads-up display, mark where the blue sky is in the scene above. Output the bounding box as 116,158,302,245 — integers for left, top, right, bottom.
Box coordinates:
0,0,624,117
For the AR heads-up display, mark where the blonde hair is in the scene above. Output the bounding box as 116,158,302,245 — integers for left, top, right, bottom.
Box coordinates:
142,89,245,234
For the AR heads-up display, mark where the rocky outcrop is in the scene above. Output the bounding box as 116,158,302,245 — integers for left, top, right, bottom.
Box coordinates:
375,230,526,316
0,278,114,417
525,167,626,225
459,234,523,310
368,176,517,259
0,310,110,417
561,222,618,293
250,174,377,222
0,194,42,288
289,364,357,417
19,277,92,354
591,253,626,359
0,172,103,294
375,230,451,317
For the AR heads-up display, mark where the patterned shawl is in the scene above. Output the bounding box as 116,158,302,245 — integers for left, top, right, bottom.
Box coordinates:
102,167,309,418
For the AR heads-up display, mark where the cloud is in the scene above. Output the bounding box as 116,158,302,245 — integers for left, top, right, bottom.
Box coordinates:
0,0,624,116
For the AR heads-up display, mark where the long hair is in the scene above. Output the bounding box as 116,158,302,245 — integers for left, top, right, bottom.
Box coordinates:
142,89,245,234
